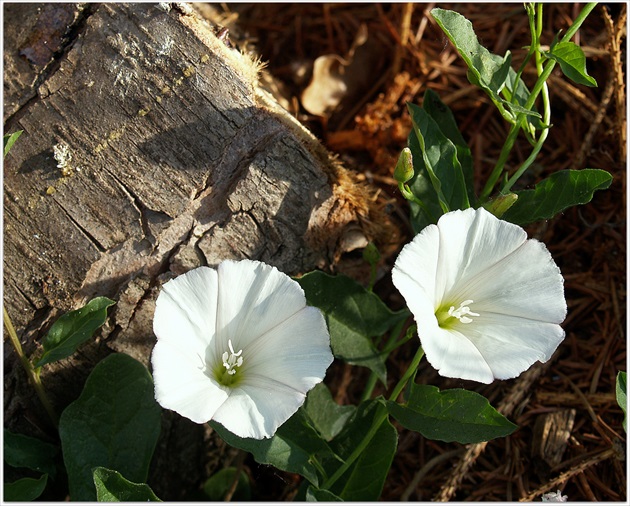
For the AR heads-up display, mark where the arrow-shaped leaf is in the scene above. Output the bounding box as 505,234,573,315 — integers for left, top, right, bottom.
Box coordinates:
501,169,612,225
387,383,517,444
546,41,597,87
35,297,115,368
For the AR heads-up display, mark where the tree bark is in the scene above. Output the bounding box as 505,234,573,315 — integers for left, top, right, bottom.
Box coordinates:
3,3,386,498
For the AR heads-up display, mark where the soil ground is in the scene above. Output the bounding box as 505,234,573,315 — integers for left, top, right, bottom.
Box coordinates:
202,3,627,501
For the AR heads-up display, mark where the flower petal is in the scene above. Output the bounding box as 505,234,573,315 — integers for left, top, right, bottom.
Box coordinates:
213,379,306,439
392,223,441,305
244,306,333,391
420,322,495,384
435,208,527,301
151,339,228,424
455,238,566,323
463,315,565,380
153,266,218,355
214,260,308,356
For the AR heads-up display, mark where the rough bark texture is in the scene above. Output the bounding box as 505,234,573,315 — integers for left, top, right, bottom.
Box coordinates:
3,3,386,498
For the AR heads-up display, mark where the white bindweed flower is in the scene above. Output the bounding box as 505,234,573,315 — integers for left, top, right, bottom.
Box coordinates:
151,259,333,439
392,207,566,384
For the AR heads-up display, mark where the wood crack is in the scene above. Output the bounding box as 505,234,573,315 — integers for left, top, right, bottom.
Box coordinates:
52,197,107,253
107,169,159,249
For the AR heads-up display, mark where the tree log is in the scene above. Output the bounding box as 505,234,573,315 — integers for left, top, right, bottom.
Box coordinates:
3,3,388,498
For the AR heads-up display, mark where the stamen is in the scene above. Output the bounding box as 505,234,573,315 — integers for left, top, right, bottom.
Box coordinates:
222,339,244,375
447,299,479,324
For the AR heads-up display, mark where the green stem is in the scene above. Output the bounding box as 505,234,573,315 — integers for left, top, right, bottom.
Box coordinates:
388,346,425,403
398,182,436,223
322,347,425,491
502,7,552,194
360,371,379,403
512,3,539,106
479,124,520,200
523,2,597,113
3,306,58,427
561,3,598,42
367,264,377,293
360,317,411,402
479,2,597,201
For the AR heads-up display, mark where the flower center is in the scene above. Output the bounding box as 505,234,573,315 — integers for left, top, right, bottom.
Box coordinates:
436,299,480,327
214,339,244,387
222,339,243,375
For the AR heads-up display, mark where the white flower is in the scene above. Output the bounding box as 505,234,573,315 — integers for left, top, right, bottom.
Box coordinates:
151,259,333,439
392,207,566,384
542,490,568,502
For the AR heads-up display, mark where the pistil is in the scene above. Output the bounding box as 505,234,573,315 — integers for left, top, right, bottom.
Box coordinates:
447,299,479,324
436,299,480,328
222,339,243,375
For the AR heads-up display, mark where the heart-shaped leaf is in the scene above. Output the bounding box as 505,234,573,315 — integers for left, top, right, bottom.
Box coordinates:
387,383,517,444
327,399,397,501
59,353,161,501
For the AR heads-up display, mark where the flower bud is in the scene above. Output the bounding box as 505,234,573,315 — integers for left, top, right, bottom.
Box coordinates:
482,193,518,218
394,147,414,184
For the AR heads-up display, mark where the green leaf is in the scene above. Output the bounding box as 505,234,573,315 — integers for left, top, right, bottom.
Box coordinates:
431,10,509,113
617,371,627,433
297,271,407,382
421,89,476,205
4,130,23,158
35,297,116,368
59,353,162,501
546,41,597,87
304,383,356,441
431,8,541,126
93,467,161,502
210,408,336,486
501,169,613,225
328,399,397,501
336,419,397,501
3,430,58,477
306,485,343,501
431,6,512,100
407,131,443,232
409,103,470,212
202,467,251,501
387,383,517,444
3,474,48,501
406,101,470,231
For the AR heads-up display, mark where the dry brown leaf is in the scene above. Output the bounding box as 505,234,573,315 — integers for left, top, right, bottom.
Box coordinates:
301,24,369,117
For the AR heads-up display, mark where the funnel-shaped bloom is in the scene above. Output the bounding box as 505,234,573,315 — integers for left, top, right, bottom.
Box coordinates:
392,207,566,383
151,260,333,439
